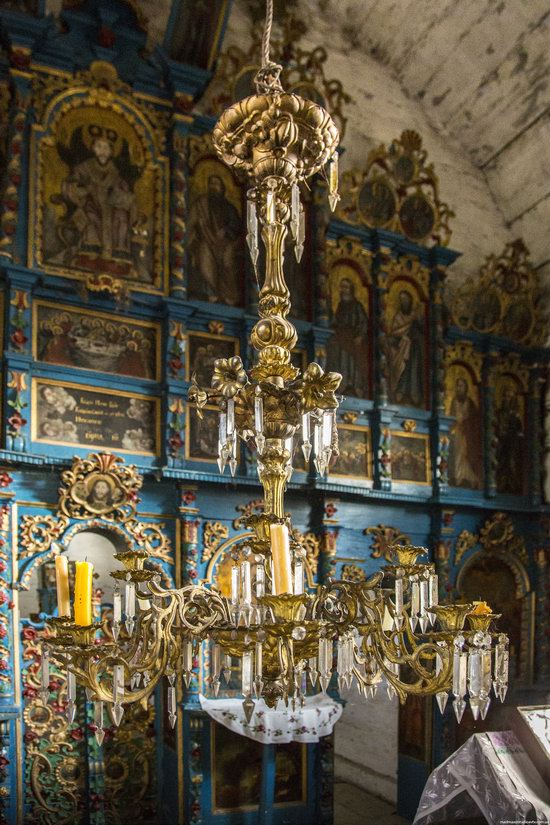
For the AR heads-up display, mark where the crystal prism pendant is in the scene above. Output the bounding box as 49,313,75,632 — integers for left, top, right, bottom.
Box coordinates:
479,694,491,720
111,702,124,727
328,154,339,211
452,697,466,723
242,696,255,723
436,691,448,714
95,727,105,746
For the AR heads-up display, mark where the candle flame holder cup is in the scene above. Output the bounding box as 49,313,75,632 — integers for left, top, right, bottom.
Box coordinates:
261,594,309,623
111,569,155,584
391,544,428,567
427,604,473,632
47,622,97,647
113,550,148,572
46,616,74,636
466,612,501,633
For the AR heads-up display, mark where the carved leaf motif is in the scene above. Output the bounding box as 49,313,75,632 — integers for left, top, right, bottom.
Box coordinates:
202,521,229,563
454,530,478,566
292,528,320,577
365,524,411,561
19,515,69,558
342,563,366,582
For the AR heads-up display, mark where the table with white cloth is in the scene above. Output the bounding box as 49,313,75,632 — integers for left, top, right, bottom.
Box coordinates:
199,692,342,743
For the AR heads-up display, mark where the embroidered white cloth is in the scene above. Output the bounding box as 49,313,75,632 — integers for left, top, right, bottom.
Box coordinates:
414,731,550,825
199,692,342,744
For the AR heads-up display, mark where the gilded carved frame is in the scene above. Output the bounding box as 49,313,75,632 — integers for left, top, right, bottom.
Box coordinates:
29,62,169,298
16,452,173,593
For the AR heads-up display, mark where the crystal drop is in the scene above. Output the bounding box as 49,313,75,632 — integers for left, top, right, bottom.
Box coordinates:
169,713,177,729
480,695,491,720
394,615,404,630
320,675,330,693
223,667,231,684
253,677,263,699
256,433,265,454
409,615,418,632
39,689,49,705
386,684,396,701
301,441,312,462
242,697,255,723
213,680,220,698
66,700,76,724
436,692,449,714
217,456,225,474
95,727,105,746
470,696,480,721
125,617,135,636
111,702,124,727
229,457,237,477
453,697,466,723
418,614,428,633
184,672,192,688
85,688,93,701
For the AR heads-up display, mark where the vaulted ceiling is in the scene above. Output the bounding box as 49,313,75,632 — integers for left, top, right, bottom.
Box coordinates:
37,0,550,287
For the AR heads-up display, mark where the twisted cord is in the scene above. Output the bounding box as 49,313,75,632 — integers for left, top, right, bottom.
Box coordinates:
261,0,274,67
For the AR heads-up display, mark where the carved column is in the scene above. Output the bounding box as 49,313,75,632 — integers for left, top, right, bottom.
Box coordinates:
179,487,201,706
0,60,31,264
534,548,549,685
484,352,498,498
169,105,193,298
317,499,340,584
312,186,331,328
528,366,544,505
374,246,391,407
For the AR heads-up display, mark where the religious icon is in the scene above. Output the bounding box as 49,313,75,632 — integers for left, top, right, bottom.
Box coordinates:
38,109,162,286
35,301,159,380
398,194,435,241
326,263,370,399
71,473,124,516
213,723,304,810
187,406,220,462
33,379,159,456
187,333,239,385
385,285,426,408
392,433,430,484
187,159,244,306
445,369,482,490
494,378,525,495
332,426,371,478
358,178,396,228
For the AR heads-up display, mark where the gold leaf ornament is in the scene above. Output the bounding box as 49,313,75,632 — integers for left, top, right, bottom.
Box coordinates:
297,362,342,410
212,356,248,397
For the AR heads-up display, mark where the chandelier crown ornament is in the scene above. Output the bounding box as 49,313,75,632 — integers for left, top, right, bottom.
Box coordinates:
40,0,508,741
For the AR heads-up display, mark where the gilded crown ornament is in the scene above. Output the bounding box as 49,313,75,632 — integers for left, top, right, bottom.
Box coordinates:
41,0,508,744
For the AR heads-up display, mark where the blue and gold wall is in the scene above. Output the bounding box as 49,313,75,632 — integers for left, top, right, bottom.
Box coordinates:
0,1,547,823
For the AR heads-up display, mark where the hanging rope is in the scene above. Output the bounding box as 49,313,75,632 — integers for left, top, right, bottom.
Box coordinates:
255,0,283,94
261,0,274,67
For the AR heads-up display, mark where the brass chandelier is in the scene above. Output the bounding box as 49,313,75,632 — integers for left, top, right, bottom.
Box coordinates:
41,0,509,745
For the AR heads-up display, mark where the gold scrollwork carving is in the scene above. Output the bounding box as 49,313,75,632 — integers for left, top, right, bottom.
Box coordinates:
336,130,454,246
365,524,411,562
454,530,477,566
202,521,230,563
19,514,70,559
291,529,320,578
58,452,142,522
341,563,366,582
450,240,544,345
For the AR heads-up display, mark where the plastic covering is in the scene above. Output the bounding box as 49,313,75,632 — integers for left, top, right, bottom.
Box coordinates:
199,692,342,743
414,731,550,824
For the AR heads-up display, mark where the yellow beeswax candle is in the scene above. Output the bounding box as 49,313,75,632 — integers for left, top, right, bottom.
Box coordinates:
471,600,492,615
55,555,71,617
270,524,293,595
74,560,93,626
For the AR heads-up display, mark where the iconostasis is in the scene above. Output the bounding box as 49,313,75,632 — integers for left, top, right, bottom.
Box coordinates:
0,2,547,824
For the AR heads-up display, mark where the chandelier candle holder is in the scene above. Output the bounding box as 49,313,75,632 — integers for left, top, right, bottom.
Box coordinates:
40,0,509,742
